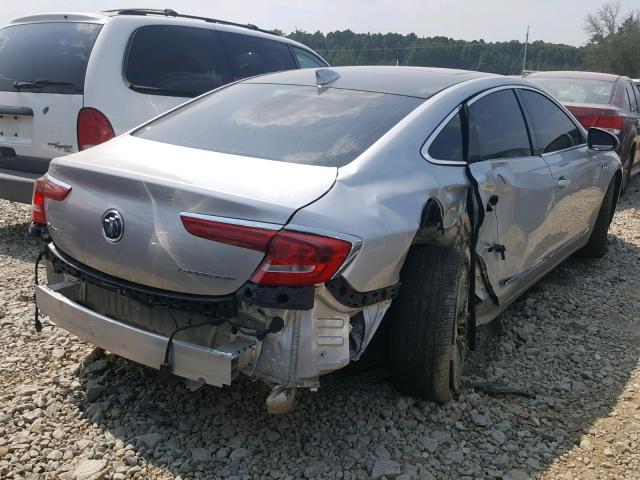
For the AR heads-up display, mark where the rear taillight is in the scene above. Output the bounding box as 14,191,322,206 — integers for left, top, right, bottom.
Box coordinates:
180,214,354,286
251,230,352,286
32,175,71,225
579,114,624,135
77,107,115,151
180,215,278,252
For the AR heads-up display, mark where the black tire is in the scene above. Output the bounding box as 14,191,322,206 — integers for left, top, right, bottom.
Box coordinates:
387,247,468,402
578,179,616,258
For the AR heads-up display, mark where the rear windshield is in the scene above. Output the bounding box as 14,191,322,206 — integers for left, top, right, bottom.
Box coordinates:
0,22,101,94
134,83,424,167
529,77,614,104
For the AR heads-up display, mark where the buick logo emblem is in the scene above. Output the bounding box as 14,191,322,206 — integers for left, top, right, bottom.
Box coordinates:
102,210,124,243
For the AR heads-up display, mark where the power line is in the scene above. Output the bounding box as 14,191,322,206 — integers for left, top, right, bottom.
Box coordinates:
314,45,447,53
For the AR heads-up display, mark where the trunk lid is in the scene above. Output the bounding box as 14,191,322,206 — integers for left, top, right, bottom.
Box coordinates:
45,135,338,296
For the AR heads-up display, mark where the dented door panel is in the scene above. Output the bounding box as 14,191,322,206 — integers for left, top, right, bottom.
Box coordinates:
468,156,556,304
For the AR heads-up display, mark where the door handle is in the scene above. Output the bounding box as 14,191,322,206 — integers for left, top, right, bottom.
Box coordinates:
557,177,571,188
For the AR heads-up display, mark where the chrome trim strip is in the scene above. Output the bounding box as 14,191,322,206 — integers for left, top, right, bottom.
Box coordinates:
179,212,282,231
44,173,72,190
540,144,587,157
36,282,256,387
500,227,591,286
421,105,467,166
422,84,587,166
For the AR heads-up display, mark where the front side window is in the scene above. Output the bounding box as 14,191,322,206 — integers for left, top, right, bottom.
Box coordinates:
520,90,584,154
469,89,531,161
134,83,423,167
218,31,296,79
292,47,327,68
0,22,101,94
427,111,463,162
125,25,228,98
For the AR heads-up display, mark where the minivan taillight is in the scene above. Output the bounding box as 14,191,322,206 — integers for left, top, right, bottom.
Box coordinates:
32,176,71,225
180,214,353,286
77,107,115,151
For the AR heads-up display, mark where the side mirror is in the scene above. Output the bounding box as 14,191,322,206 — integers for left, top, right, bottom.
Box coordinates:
587,127,619,152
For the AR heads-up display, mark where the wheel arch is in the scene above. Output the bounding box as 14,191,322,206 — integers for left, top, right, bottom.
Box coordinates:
410,195,470,252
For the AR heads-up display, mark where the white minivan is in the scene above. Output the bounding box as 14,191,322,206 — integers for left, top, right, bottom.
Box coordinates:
0,8,329,203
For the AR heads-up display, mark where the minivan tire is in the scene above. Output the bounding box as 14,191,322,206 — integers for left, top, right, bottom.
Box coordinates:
578,179,616,258
387,247,468,402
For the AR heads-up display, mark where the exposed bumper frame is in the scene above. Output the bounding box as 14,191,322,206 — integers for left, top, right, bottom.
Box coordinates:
35,281,257,386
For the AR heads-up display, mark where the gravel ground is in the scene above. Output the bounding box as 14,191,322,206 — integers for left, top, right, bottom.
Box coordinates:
0,177,639,480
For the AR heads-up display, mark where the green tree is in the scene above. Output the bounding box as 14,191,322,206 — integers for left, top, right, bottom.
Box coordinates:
287,31,586,74
584,2,640,77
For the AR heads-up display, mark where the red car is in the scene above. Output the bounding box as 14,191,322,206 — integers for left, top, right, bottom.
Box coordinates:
527,71,640,191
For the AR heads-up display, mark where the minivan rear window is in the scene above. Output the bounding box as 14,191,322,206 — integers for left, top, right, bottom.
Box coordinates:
0,22,101,94
134,83,423,167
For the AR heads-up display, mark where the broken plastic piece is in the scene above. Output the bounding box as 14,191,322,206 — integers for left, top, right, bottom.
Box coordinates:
266,385,297,414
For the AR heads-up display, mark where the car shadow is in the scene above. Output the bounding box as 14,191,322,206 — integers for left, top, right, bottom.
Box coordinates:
65,230,640,478
616,173,640,211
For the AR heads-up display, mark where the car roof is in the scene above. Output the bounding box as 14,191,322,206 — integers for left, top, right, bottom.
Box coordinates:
526,70,621,82
243,66,497,99
7,10,320,57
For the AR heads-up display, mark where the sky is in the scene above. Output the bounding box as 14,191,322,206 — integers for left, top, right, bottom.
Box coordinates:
0,0,636,46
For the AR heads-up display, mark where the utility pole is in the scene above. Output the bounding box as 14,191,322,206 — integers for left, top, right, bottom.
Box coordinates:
522,26,530,74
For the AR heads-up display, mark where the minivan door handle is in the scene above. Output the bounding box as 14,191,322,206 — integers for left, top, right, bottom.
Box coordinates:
557,177,571,188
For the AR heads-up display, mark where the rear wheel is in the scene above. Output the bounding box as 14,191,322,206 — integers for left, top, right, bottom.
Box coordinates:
387,247,468,402
578,179,616,258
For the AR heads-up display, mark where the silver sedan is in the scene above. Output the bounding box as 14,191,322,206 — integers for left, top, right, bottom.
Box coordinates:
32,66,622,412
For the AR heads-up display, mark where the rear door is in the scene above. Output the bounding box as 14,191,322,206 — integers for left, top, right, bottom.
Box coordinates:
0,22,102,164
518,88,602,246
466,88,557,304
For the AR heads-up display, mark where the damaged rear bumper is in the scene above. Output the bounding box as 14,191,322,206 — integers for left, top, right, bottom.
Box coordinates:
35,281,258,386
36,243,395,389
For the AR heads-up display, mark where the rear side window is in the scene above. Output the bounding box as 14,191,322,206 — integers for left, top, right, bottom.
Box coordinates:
134,83,423,167
427,112,463,162
125,25,229,98
469,90,531,161
292,47,327,68
520,90,584,154
218,31,296,79
0,22,101,94
625,82,639,113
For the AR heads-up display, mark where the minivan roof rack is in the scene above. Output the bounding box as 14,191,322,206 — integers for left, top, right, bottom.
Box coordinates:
103,8,277,35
